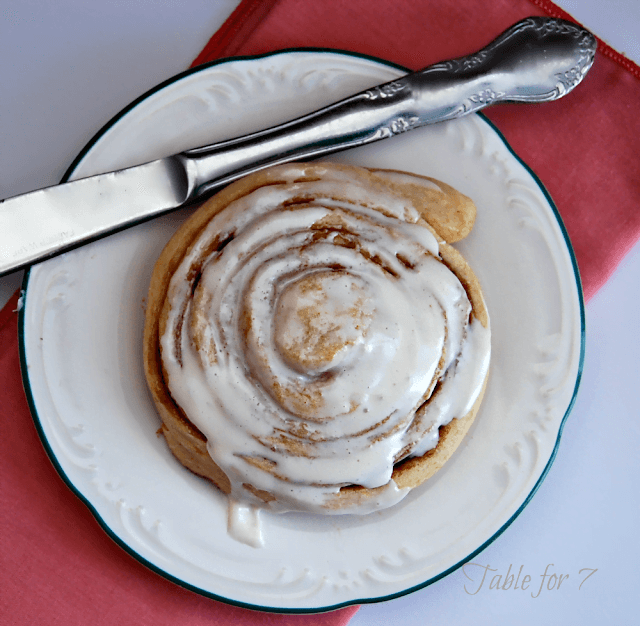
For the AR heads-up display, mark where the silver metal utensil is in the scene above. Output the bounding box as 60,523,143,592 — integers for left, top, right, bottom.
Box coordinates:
0,17,596,276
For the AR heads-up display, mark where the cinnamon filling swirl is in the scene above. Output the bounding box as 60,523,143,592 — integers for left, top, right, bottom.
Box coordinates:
143,162,490,519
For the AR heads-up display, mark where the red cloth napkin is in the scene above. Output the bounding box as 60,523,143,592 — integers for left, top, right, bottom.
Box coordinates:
2,1,639,625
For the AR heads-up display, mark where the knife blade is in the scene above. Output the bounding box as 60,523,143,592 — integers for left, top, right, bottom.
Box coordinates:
0,17,596,276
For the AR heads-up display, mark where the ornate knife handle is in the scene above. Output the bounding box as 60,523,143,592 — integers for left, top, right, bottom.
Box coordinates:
183,16,596,199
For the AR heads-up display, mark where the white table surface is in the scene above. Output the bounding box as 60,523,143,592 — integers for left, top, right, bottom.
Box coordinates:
2,1,638,624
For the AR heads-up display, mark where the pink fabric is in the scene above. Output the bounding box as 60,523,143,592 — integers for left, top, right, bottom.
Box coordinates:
2,0,639,624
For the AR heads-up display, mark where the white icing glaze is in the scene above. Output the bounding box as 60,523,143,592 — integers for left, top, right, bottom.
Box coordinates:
159,164,490,517
227,499,264,548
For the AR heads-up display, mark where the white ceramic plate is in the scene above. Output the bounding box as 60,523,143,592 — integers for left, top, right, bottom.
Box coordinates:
19,51,584,612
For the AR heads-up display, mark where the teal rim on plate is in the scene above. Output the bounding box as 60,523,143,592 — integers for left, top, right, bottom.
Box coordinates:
18,48,585,614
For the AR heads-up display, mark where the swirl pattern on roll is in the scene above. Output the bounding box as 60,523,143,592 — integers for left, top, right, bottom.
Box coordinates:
152,163,490,514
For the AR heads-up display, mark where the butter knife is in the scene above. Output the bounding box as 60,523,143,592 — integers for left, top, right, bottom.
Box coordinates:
0,17,596,276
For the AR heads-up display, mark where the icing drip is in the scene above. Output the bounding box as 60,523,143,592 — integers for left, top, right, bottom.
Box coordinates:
227,499,264,548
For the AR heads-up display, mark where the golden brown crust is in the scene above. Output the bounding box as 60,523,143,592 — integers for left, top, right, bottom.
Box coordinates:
368,168,477,243
143,162,488,512
439,242,489,329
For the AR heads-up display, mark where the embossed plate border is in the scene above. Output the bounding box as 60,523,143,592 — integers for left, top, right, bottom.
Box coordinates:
18,50,584,612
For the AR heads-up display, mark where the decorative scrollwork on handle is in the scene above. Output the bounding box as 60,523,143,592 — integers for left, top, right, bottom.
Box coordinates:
555,67,585,94
450,89,507,117
363,81,408,100
423,17,596,89
533,17,597,76
372,114,421,139
429,50,491,75
467,88,505,107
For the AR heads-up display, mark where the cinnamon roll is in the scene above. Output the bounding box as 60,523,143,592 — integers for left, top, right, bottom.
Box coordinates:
143,162,490,516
